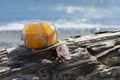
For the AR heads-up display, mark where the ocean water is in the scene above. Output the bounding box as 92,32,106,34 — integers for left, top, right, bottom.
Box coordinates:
0,0,120,48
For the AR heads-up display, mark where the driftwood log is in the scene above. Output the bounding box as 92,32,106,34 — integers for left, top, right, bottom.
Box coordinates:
0,30,120,80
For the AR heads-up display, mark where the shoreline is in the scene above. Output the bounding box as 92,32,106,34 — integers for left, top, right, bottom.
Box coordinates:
0,28,119,48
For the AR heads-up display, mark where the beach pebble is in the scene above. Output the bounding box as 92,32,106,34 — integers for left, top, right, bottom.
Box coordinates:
56,43,71,59
118,49,120,54
33,77,39,80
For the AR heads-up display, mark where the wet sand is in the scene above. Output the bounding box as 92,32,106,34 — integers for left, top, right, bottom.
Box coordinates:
0,31,24,48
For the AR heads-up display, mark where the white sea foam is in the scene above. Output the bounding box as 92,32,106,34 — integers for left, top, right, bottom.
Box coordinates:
0,22,24,31
0,20,119,31
53,20,120,29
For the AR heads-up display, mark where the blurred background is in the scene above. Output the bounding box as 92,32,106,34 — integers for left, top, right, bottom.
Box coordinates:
0,0,120,48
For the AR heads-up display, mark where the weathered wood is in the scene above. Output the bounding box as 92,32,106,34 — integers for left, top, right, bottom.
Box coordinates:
0,30,120,80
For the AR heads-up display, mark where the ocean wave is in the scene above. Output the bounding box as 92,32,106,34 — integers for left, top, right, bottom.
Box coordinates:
0,22,24,31
56,6,97,14
0,20,119,31
55,6,103,19
55,5,120,20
